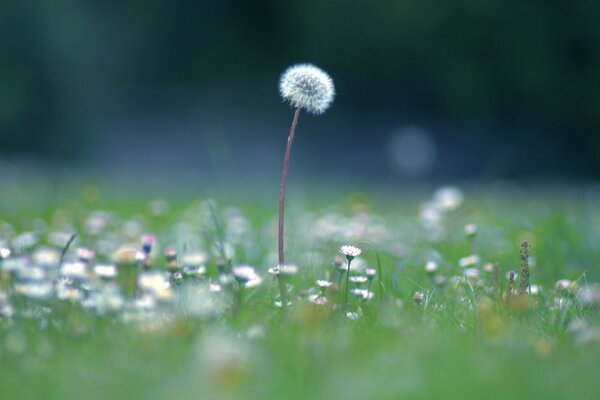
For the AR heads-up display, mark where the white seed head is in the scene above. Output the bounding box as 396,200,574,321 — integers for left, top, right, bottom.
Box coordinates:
279,63,335,115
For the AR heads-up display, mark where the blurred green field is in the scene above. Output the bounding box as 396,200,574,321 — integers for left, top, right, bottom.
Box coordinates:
1,178,599,400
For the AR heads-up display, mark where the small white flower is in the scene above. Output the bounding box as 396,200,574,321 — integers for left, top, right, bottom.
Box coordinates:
316,280,333,288
424,261,438,273
94,264,117,280
349,276,368,284
432,186,463,211
279,63,335,115
366,268,377,280
308,294,327,305
60,262,87,279
339,245,362,259
232,265,262,288
413,291,425,304
458,254,480,268
464,223,477,237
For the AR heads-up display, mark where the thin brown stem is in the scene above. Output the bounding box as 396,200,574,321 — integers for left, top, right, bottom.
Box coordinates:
277,106,301,316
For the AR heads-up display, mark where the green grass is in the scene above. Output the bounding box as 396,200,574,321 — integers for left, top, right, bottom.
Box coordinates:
1,180,599,399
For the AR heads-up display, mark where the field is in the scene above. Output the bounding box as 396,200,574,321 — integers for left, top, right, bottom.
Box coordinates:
1,178,600,400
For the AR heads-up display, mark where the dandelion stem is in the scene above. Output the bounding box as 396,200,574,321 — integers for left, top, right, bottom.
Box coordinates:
277,106,301,315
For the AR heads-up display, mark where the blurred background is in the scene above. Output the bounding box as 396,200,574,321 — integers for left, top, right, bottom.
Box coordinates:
1,1,600,183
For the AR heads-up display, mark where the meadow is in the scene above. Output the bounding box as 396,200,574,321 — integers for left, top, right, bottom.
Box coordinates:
1,177,599,400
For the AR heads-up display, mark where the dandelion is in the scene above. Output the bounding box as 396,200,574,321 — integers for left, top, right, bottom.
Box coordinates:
277,64,335,317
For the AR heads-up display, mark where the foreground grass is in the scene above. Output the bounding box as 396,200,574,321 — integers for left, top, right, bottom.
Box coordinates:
1,180,599,399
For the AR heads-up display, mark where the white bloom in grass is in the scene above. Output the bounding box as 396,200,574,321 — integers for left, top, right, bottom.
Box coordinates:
464,223,478,238
316,279,333,288
433,186,463,211
15,282,53,300
555,279,576,295
94,264,117,280
458,254,480,268
529,284,542,295
279,63,335,115
366,267,377,280
308,294,327,305
268,264,298,276
232,265,262,288
0,246,11,259
424,261,438,273
413,291,425,304
346,309,363,320
60,262,87,279
349,276,368,285
32,248,60,268
351,289,374,301
339,245,362,260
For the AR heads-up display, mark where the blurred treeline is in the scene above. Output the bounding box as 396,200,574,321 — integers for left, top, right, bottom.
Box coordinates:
1,1,600,177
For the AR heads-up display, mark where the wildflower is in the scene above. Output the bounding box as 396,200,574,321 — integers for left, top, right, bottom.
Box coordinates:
268,264,298,276
232,265,262,288
424,261,438,274
349,276,368,285
279,63,335,115
432,186,463,211
308,294,327,305
93,264,117,280
464,223,477,238
339,245,362,260
60,262,87,280
459,254,480,268
77,247,95,263
113,246,145,264
140,234,156,255
413,291,425,304
181,251,208,268
14,282,53,300
366,267,377,280
346,309,363,320
0,246,11,259
555,279,576,295
351,289,374,301
315,279,333,288
32,248,60,268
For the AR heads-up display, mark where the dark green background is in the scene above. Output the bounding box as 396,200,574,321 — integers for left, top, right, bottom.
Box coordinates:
1,1,599,179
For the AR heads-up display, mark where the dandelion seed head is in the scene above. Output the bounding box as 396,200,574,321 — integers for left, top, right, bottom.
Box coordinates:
279,63,335,115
